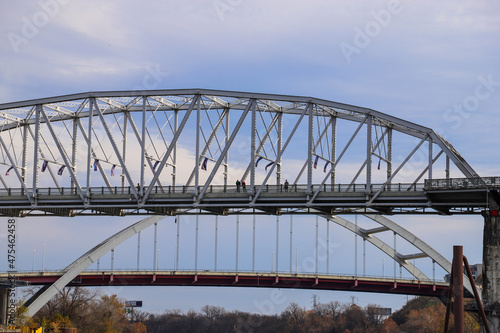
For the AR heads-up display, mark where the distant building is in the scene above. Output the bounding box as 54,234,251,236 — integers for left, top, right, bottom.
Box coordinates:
470,264,482,281
444,263,482,282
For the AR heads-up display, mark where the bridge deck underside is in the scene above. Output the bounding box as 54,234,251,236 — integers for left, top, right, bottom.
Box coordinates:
12,272,450,297
0,187,493,216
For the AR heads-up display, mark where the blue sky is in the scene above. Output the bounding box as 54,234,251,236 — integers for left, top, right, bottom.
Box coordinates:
1,0,500,315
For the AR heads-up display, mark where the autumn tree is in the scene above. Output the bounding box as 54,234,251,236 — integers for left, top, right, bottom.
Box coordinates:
27,287,143,333
378,318,399,333
88,294,130,333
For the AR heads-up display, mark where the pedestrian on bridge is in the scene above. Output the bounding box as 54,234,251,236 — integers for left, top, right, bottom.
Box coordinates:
236,179,241,192
284,179,289,192
242,181,246,192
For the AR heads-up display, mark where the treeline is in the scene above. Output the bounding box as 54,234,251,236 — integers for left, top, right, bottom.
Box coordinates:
18,287,146,332
18,287,480,333
141,297,480,333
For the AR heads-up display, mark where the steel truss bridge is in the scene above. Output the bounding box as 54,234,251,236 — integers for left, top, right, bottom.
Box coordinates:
0,89,496,216
0,89,496,319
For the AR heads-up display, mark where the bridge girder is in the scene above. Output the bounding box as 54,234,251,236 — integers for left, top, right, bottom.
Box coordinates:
23,212,474,317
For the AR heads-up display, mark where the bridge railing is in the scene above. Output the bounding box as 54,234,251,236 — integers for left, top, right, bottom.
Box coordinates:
0,183,427,197
425,177,500,190
1,268,446,284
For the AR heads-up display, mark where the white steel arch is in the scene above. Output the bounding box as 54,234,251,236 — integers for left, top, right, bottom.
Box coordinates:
24,212,473,317
25,215,167,317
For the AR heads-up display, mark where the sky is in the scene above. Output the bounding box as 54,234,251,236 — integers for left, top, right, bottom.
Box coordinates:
1,0,500,317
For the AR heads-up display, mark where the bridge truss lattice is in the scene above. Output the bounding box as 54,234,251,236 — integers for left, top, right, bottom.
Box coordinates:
0,89,480,216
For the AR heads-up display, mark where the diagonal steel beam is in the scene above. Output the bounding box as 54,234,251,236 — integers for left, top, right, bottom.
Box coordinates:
308,116,368,204
27,126,61,191
76,119,113,192
93,99,138,200
186,108,229,187
197,99,255,202
293,117,334,184
347,128,388,190
0,134,31,203
39,106,85,202
368,136,428,204
143,95,200,202
241,112,280,183
252,103,311,204
407,150,444,190
125,112,165,190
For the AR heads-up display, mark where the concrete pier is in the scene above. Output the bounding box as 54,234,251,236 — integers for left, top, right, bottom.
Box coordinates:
482,208,500,331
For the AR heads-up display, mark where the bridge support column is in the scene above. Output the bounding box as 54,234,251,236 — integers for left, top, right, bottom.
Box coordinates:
482,208,500,330
0,288,9,325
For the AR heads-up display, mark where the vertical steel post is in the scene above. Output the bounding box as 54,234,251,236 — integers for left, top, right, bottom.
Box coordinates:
289,215,293,273
355,215,358,277
85,99,93,197
140,97,147,196
153,222,157,272
32,105,41,192
214,216,218,271
326,218,330,274
428,137,433,180
315,215,319,275
445,156,450,180
71,118,78,190
224,108,229,189
195,215,199,272
277,112,283,185
432,260,435,283
22,125,28,187
195,97,201,195
122,112,128,191
307,104,313,193
236,215,239,272
176,216,180,271
276,216,279,273
194,215,200,272
111,248,114,272
453,245,464,332
173,110,178,187
331,116,337,188
393,232,397,279
366,116,372,190
137,231,141,271
252,214,256,272
387,128,393,186
250,102,256,193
